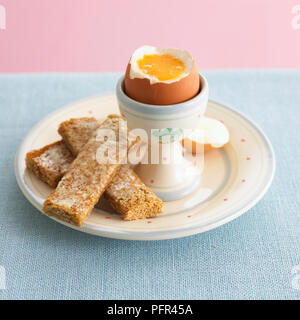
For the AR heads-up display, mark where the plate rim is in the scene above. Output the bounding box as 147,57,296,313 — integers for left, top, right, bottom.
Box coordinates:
14,94,276,240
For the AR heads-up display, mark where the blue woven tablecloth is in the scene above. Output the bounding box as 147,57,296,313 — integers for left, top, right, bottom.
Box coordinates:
0,71,299,300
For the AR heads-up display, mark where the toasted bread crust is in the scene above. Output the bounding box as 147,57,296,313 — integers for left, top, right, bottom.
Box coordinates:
104,165,163,220
26,141,73,188
58,117,100,156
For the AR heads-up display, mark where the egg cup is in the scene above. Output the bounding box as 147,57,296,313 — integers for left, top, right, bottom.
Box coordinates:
116,74,209,201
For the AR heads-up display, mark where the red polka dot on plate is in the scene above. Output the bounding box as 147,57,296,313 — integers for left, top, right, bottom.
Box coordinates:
242,179,246,183
241,138,246,142
187,215,192,218
150,179,154,184
147,221,152,224
220,120,224,123
88,110,93,114
224,198,228,201
197,114,201,118
105,216,111,219
246,157,251,160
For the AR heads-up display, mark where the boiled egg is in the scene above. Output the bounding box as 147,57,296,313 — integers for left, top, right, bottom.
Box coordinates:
124,45,200,105
182,117,230,154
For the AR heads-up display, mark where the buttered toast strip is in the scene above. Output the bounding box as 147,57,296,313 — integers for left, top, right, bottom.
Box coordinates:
58,117,100,156
26,141,73,188
43,115,138,226
104,165,163,220
59,118,163,220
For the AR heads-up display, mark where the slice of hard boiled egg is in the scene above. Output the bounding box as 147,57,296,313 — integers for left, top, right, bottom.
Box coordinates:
124,45,200,105
182,117,230,154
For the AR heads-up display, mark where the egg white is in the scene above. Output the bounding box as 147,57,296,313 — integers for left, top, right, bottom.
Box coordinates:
129,45,194,85
187,117,230,148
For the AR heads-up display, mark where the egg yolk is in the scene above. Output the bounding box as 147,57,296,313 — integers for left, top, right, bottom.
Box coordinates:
137,54,185,81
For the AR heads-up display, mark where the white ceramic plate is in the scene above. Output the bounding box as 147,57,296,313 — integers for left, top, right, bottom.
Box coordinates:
15,94,275,240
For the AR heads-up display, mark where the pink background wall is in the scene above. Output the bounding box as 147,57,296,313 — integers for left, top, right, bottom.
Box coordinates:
0,0,300,72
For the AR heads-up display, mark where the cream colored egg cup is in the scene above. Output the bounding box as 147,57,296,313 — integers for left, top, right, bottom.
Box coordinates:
116,74,209,201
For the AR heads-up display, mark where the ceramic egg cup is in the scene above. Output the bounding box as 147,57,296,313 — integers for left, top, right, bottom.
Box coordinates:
116,74,209,201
